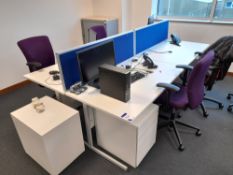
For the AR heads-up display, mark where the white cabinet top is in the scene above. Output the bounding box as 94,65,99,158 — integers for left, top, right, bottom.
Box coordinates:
11,96,78,136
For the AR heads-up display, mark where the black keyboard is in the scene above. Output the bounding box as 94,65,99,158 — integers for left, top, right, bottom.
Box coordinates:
131,72,145,83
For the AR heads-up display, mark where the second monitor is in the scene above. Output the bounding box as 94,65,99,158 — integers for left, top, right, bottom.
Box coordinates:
76,40,116,88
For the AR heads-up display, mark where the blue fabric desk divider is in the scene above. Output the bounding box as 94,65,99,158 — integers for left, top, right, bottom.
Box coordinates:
56,31,134,90
135,20,169,54
113,32,134,64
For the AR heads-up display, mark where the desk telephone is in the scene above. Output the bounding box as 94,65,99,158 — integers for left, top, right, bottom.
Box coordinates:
170,34,181,46
143,53,158,69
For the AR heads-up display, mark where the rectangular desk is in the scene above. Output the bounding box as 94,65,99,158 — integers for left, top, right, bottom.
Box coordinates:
24,65,65,95
147,40,208,66
24,40,208,170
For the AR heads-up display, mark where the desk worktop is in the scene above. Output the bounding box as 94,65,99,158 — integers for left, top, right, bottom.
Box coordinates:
24,40,208,123
24,65,65,95
147,40,209,66
66,62,182,122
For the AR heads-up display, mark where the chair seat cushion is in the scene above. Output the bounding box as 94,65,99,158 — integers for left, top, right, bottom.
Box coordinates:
170,86,188,109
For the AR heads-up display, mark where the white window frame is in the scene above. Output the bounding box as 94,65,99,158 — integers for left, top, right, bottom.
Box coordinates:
154,0,233,24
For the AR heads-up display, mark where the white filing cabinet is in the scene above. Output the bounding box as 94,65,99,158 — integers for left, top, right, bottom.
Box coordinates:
11,96,85,175
95,103,158,167
81,16,118,43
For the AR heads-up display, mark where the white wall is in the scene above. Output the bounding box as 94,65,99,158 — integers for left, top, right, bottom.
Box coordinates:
91,0,152,32
169,22,233,44
129,0,152,29
121,0,132,32
0,0,93,89
120,0,152,31
92,0,122,32
169,21,233,72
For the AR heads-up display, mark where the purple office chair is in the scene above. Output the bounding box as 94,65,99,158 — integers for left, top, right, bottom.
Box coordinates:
17,35,55,72
89,25,107,40
156,50,215,151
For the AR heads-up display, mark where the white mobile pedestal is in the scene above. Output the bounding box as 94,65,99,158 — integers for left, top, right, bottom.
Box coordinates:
11,96,85,175
95,104,158,167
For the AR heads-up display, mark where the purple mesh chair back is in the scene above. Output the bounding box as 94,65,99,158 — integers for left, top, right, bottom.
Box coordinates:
89,25,107,40
17,36,55,72
187,51,215,109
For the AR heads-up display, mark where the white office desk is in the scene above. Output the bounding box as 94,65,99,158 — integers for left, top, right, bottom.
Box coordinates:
25,62,177,121
24,65,65,95
66,40,209,122
24,41,208,122
147,40,208,66
66,62,181,121
23,40,208,170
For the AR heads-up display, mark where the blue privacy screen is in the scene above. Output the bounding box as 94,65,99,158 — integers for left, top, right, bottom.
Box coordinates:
113,32,134,64
57,31,134,90
136,20,169,54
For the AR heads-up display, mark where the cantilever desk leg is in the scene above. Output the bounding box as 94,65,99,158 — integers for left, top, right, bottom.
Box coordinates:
82,104,128,171
82,104,94,146
55,92,61,100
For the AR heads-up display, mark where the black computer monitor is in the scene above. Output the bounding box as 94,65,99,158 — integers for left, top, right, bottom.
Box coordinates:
77,40,115,87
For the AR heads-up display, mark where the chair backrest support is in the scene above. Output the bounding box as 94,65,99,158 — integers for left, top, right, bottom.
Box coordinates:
187,51,215,109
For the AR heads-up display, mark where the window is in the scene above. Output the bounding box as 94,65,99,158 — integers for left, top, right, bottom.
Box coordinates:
158,0,214,18
156,0,233,22
214,0,233,19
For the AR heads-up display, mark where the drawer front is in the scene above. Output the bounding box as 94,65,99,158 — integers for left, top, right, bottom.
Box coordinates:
95,110,137,167
136,104,158,166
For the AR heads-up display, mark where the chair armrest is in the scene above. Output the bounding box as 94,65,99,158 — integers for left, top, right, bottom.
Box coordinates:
26,61,42,67
176,65,193,86
194,51,203,56
26,61,42,71
176,64,193,71
157,83,180,92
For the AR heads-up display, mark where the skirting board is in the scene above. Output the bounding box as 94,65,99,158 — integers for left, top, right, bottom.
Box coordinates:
0,80,31,95
227,72,233,77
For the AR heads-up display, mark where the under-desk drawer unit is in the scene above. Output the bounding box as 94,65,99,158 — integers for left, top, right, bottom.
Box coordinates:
95,104,158,167
11,96,85,175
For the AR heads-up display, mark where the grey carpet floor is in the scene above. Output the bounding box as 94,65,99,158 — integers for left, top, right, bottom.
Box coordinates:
1,77,233,175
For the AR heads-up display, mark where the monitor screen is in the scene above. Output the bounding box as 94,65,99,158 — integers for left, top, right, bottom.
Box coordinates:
77,40,115,84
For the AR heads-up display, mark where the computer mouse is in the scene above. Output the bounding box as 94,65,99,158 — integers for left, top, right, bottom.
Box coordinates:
125,65,131,69
52,74,60,80
49,70,59,75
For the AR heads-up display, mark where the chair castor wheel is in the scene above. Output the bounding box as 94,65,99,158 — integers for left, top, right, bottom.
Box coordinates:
227,106,232,112
167,125,172,132
178,144,185,151
218,103,224,109
196,130,202,136
227,94,231,100
177,114,182,118
203,112,209,118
